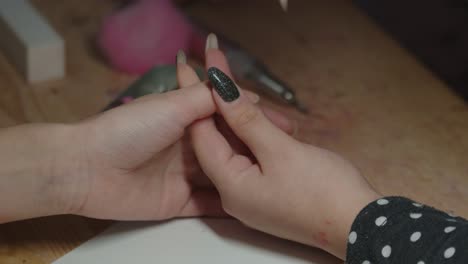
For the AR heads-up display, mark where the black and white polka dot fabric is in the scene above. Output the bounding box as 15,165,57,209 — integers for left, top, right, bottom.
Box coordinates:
346,197,468,263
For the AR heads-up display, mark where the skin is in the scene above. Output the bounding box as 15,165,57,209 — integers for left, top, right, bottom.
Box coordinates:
0,35,379,260
0,55,293,223
178,39,381,259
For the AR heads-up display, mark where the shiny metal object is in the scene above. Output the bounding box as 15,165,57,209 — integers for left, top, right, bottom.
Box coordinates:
104,65,204,111
279,0,288,11
225,45,308,114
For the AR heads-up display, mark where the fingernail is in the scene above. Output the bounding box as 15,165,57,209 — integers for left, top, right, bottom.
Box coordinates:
176,49,186,64
247,92,260,104
208,67,240,102
244,91,260,103
205,33,219,52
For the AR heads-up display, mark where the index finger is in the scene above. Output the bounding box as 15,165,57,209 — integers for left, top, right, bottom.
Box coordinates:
205,34,234,77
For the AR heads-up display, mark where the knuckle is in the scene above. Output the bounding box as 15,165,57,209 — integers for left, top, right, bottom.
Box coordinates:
232,105,262,128
221,201,234,215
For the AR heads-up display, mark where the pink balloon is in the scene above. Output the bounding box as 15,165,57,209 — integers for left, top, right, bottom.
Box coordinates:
98,0,195,74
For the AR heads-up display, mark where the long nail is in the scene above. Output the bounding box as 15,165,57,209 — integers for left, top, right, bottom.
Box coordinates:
205,33,219,52
208,67,240,102
176,49,186,64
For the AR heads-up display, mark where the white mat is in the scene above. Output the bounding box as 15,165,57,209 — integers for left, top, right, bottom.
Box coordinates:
54,218,339,264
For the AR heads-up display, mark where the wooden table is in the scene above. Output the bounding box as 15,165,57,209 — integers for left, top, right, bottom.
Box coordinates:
1,0,467,263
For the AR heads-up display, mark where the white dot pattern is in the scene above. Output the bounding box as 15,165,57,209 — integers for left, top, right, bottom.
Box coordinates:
410,213,422,219
375,216,387,226
410,231,421,242
377,199,389,205
349,231,357,244
444,247,456,259
346,197,467,264
381,245,391,258
444,226,456,233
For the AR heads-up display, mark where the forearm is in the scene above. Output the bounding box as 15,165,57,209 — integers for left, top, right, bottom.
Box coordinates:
0,124,85,223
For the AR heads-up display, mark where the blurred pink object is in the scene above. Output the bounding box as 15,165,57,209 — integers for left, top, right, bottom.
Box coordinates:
98,0,197,74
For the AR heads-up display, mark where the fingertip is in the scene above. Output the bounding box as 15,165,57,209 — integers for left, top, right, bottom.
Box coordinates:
205,33,219,52
205,49,234,78
176,49,187,65
176,59,201,88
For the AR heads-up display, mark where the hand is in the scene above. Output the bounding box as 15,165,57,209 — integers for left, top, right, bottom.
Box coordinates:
179,35,380,259
52,50,294,221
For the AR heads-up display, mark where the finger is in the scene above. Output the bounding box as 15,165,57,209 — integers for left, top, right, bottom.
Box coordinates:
244,90,260,104
162,82,217,127
261,107,295,135
205,33,232,76
176,50,201,88
205,34,295,138
178,189,227,217
172,50,218,126
208,66,293,163
189,35,254,187
205,38,295,136
190,115,236,186
176,48,235,184
177,48,260,103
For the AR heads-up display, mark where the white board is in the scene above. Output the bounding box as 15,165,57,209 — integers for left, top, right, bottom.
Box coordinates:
0,0,64,83
54,219,339,264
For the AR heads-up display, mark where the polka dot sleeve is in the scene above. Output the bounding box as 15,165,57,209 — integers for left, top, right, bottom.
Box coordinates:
346,197,468,264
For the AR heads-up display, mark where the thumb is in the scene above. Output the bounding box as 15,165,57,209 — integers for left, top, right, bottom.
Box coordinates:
166,82,216,126
207,67,294,163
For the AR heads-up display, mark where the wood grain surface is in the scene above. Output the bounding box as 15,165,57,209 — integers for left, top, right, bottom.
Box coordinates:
0,0,467,263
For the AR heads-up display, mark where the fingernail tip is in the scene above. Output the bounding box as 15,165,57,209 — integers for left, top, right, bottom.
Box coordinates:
205,33,219,52
176,49,187,64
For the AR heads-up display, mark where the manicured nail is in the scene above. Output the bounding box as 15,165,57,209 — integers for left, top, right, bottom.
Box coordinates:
205,33,219,52
246,92,260,103
176,49,186,64
208,67,240,102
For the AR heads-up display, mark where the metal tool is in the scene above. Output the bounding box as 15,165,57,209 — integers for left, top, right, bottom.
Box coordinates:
223,42,308,113
104,65,204,111
279,0,288,11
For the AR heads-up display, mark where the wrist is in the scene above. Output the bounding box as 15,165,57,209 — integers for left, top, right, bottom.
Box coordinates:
0,123,89,222
47,123,91,216
324,187,381,259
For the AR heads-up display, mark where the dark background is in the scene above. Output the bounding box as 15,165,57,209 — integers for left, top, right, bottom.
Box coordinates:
356,0,468,101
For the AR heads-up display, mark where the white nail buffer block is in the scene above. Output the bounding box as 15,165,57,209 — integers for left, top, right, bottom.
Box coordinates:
0,0,64,83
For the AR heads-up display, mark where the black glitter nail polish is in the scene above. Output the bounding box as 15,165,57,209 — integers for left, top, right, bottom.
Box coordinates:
207,67,240,102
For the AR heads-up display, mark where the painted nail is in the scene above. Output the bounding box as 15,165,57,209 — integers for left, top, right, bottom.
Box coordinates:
208,67,240,102
205,33,219,52
176,49,186,64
